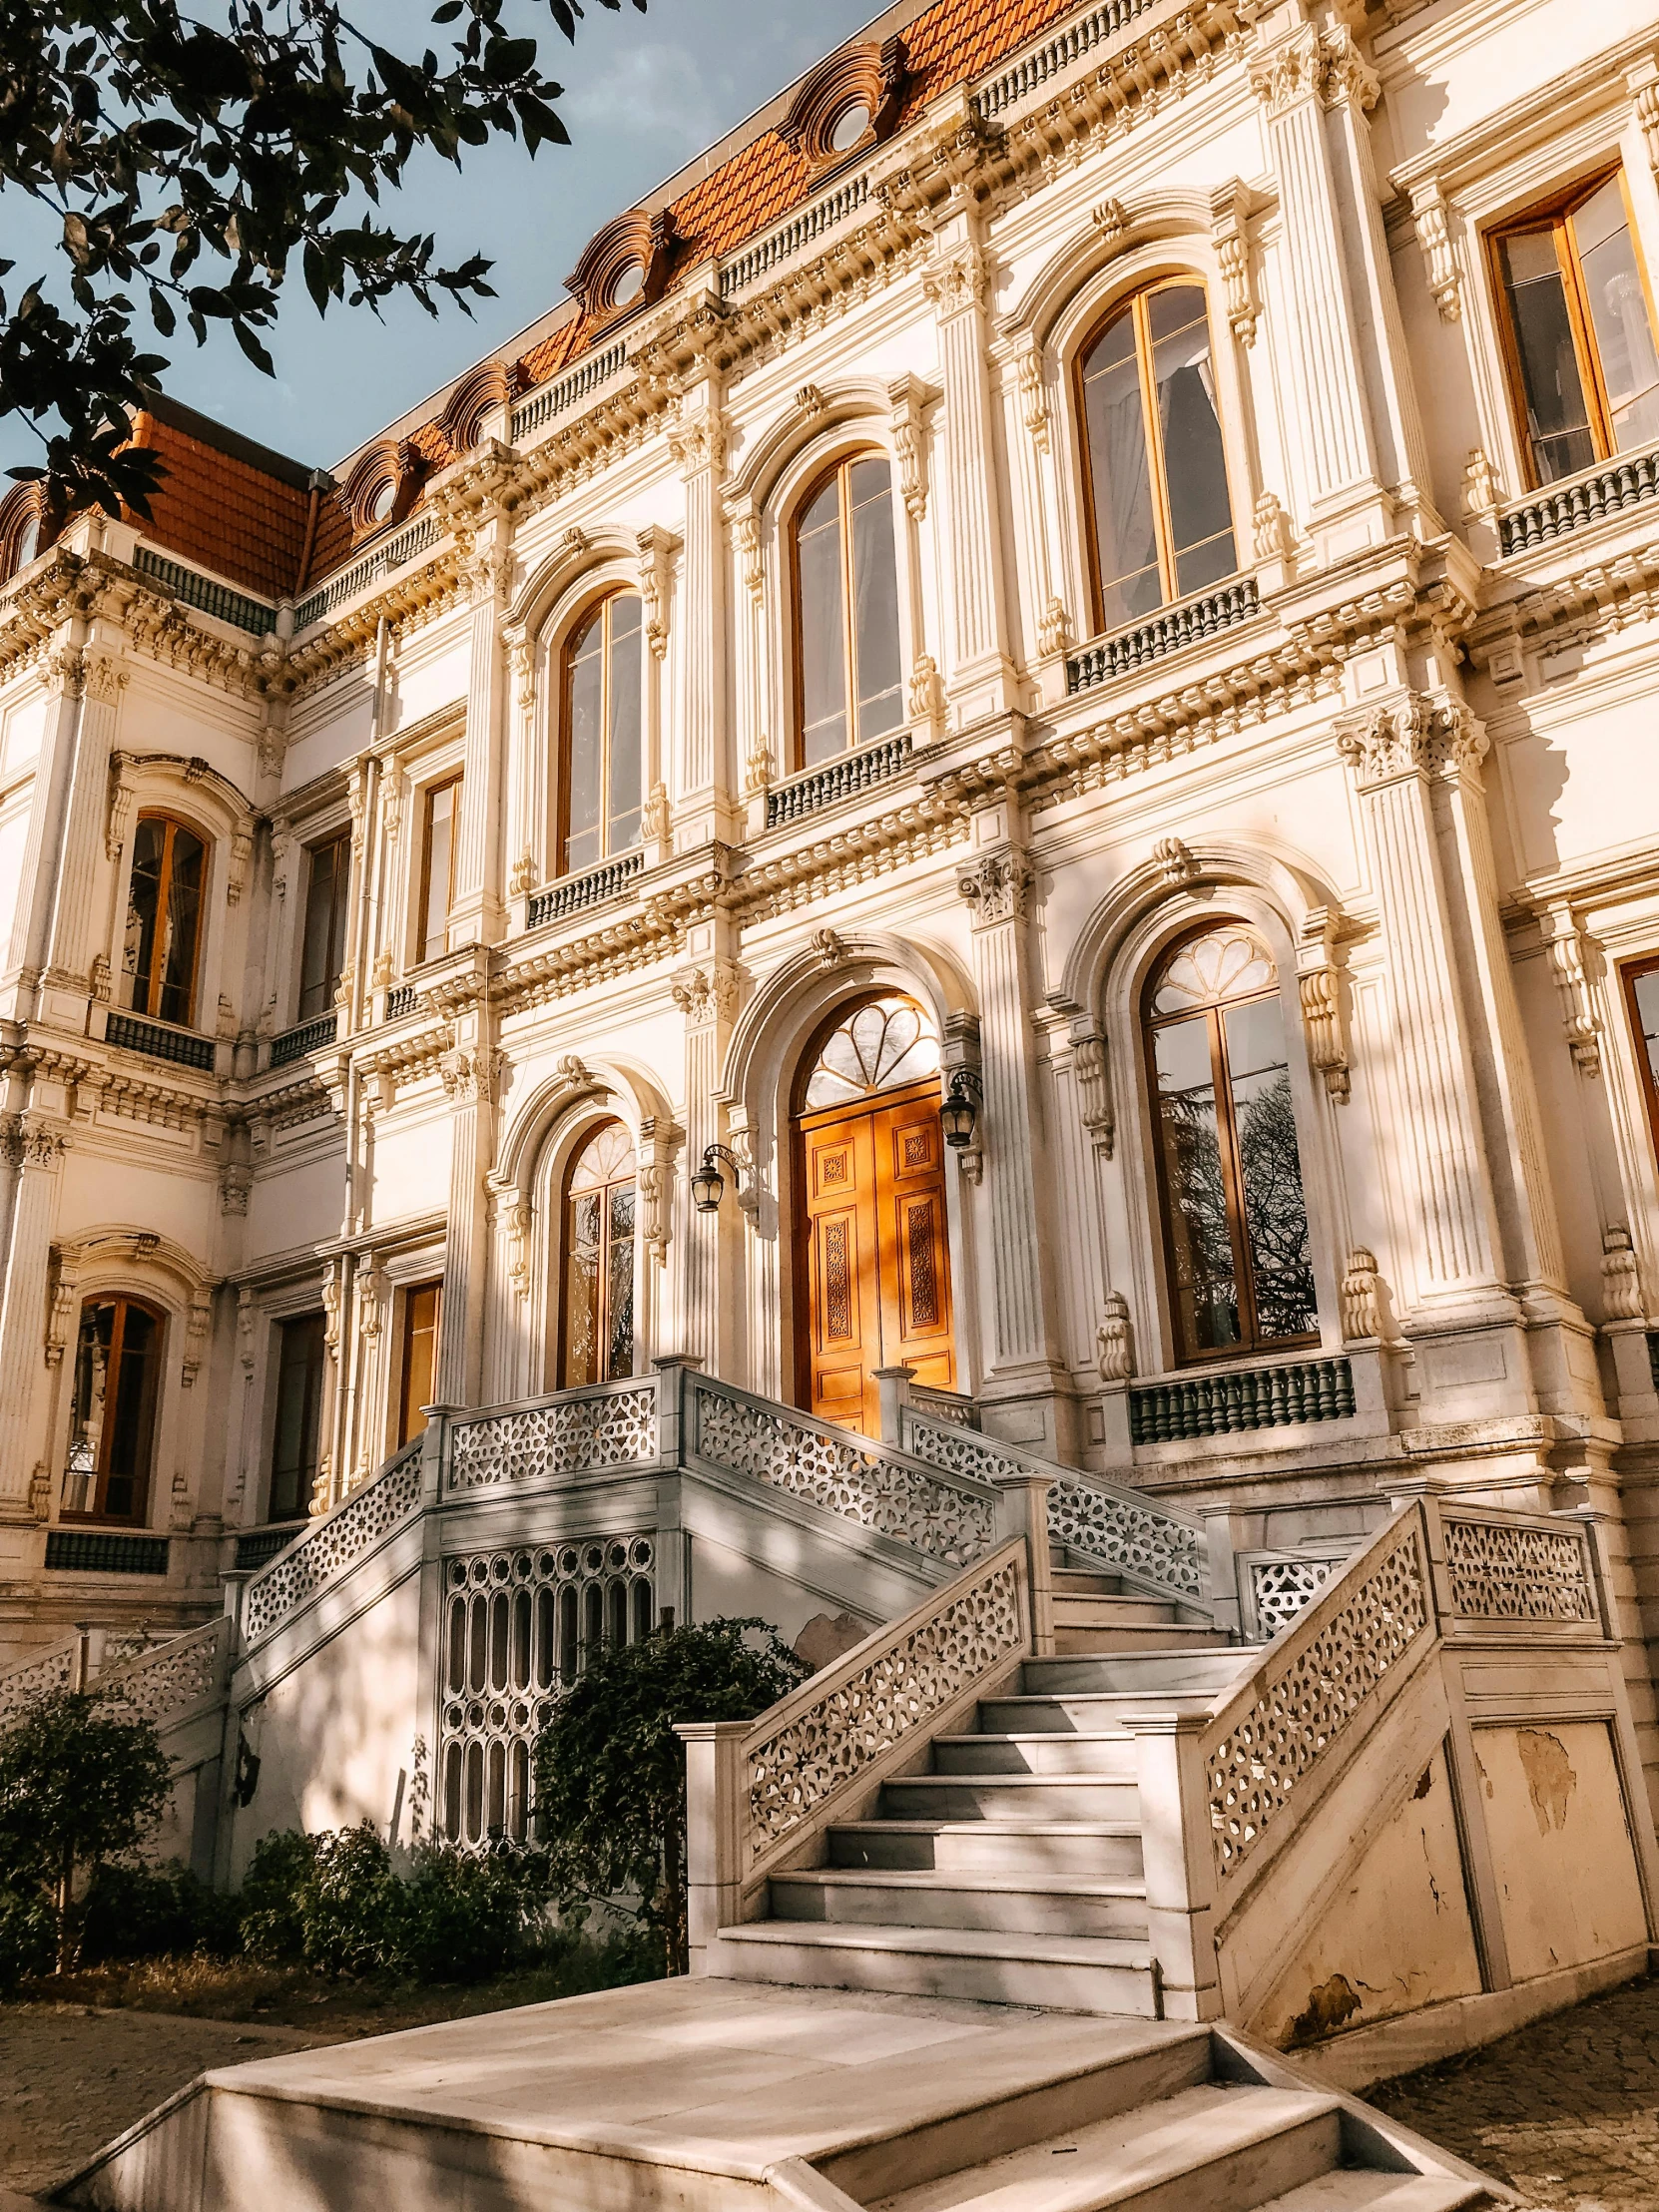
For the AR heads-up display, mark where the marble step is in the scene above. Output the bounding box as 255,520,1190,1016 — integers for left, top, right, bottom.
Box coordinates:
768,1867,1150,1938
881,1772,1138,1822
1051,1568,1143,1601
865,2081,1344,2212
710,1918,1157,2014
1253,2175,1498,2211
978,1691,1218,1734
1052,1620,1235,1655
1022,1647,1250,1695
828,1818,1145,1877
931,1729,1136,1777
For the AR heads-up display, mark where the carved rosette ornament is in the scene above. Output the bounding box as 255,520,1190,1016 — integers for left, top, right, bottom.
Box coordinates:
1335,696,1488,789
956,850,1031,927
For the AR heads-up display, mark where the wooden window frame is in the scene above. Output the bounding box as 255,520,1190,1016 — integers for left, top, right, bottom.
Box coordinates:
128,812,209,1026
1075,277,1236,637
557,1118,638,1388
557,589,642,879
1143,925,1319,1369
63,1292,166,1525
789,450,899,775
417,774,462,966
1621,953,1659,1173
267,1309,326,1523
397,1279,443,1447
297,830,351,1022
1487,166,1659,492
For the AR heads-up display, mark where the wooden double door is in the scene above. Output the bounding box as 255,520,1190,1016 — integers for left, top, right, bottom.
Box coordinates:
797,1078,955,1435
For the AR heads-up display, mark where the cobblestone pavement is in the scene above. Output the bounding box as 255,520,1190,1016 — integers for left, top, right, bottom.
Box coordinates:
1372,1974,1659,2210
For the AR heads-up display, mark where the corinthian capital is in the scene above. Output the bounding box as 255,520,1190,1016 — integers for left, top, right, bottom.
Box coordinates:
922,243,990,317
1335,696,1487,790
956,849,1031,926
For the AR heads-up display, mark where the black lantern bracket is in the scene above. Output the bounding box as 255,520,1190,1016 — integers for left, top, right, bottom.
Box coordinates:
692,1141,749,1215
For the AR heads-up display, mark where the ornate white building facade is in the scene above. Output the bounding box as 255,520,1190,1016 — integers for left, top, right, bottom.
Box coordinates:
5,0,1659,1855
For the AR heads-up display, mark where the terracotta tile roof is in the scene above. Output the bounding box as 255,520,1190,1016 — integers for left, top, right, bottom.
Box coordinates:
128,396,316,602
124,0,1089,603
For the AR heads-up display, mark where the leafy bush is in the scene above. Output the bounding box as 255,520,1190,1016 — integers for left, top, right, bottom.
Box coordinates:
0,1689,172,1970
533,1617,807,1975
398,1843,543,1984
237,1828,318,1964
0,1888,54,1991
295,1825,404,1977
78,1859,241,1965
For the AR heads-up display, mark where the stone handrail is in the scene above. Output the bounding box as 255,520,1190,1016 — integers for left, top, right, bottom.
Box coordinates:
679,1537,1034,1951
446,1378,660,1491
690,1375,999,1569
898,1405,1208,1604
99,1618,229,1728
242,1437,424,1645
0,1636,78,1724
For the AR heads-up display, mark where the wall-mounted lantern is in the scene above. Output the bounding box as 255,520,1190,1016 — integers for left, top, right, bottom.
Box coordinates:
940,1068,982,1152
691,1142,747,1215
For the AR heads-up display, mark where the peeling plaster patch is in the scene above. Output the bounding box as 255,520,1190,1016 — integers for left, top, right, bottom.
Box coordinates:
793,1610,870,1671
1412,1762,1434,1801
1517,1729,1577,1838
1286,1972,1366,2048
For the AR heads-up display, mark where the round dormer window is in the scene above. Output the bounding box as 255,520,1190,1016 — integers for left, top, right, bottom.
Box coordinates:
611,259,645,308
366,477,397,525
830,101,870,154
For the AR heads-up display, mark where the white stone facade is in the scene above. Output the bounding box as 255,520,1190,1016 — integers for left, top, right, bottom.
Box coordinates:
5,0,1659,1821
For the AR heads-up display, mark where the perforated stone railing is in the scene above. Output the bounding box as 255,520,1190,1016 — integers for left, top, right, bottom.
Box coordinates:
742,1538,1029,1878
1497,443,1659,555
1245,1553,1341,1641
0,1638,78,1724
898,1407,1208,1604
1202,1501,1603,1895
242,1439,424,1644
446,1382,659,1490
100,1618,228,1728
764,729,912,830
1067,578,1261,696
693,1378,997,1569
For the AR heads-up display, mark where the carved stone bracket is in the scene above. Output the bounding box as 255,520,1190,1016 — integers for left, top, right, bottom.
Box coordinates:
1210,182,1259,345
1539,905,1601,1075
1014,335,1049,454
888,374,931,521
1602,1224,1645,1323
638,1114,683,1260
181,1286,213,1387
1072,1027,1114,1159
637,524,676,661
1097,1290,1133,1381
1409,181,1461,323
1340,1247,1382,1341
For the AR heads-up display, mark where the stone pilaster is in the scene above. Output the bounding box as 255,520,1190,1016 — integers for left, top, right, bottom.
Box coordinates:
956,813,1073,1457
1250,22,1389,552
1,640,88,1024
673,949,740,1374
668,389,735,848
446,527,512,949
433,967,499,1410
924,233,1017,726
0,1115,70,1519
39,647,128,1020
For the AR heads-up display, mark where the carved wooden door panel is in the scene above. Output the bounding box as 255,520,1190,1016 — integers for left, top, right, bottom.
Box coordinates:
801,1111,880,1433
872,1093,954,1398
798,1080,953,1435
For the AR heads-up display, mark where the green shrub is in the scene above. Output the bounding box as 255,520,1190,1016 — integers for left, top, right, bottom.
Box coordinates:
0,1689,172,1970
237,1829,318,1964
533,1617,807,1975
79,1860,241,1964
0,1888,54,1991
295,1824,404,1977
399,1843,544,1983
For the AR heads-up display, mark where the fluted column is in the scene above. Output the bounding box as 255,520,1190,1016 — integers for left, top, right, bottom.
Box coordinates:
433,963,498,1408
447,524,511,949
1250,22,1388,546
1,639,87,1024
924,230,1017,725
957,823,1072,1456
0,1115,70,1519
668,384,735,848
673,955,739,1374
40,646,128,1012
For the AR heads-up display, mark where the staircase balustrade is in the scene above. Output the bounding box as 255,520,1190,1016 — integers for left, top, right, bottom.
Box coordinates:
0,1637,78,1723
98,1617,230,1726
241,1437,423,1644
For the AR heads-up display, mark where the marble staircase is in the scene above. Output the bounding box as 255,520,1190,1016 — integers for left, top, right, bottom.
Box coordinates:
712,1618,1250,2016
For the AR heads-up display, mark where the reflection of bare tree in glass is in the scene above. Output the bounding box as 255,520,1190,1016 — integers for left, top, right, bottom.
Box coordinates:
1236,1073,1317,1338
1159,1090,1239,1348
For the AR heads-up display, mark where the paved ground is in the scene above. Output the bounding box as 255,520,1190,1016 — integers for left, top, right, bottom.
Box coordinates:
1372,1973,1659,2210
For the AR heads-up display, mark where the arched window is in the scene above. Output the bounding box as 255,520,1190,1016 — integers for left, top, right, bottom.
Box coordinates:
801,995,940,1110
561,592,643,877
124,814,208,1026
793,453,903,769
561,1120,637,1386
1145,924,1317,1365
63,1295,164,1523
1079,281,1236,633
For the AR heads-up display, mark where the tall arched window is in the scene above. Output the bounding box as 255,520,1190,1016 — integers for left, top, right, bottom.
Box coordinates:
793,452,903,769
1145,924,1317,1365
561,591,643,877
63,1295,164,1522
561,1120,637,1386
1079,281,1236,634
124,814,208,1025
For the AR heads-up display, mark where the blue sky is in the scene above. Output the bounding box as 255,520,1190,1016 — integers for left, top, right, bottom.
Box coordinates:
1,0,881,478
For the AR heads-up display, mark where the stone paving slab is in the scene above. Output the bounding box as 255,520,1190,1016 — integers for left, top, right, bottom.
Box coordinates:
1371,1972,1659,2212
